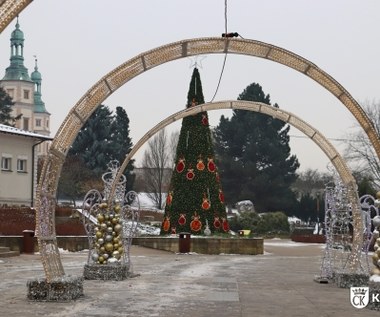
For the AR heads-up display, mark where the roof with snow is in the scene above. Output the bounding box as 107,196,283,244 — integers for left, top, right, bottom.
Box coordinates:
0,124,52,140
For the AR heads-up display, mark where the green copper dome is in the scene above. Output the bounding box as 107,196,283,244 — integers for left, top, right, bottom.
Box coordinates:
31,66,42,81
11,21,24,44
2,18,32,82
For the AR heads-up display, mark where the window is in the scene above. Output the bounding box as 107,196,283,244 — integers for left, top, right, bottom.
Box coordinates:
17,159,27,172
23,118,29,131
1,157,12,171
46,119,49,128
6,89,14,99
36,118,41,127
23,90,30,99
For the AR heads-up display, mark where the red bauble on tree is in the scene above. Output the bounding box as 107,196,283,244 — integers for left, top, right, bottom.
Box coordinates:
218,189,225,203
178,214,186,226
196,157,205,171
186,168,195,180
213,216,221,229
166,191,173,206
162,217,170,232
201,114,209,126
190,213,202,232
201,194,211,210
176,157,185,173
222,218,230,232
207,157,216,173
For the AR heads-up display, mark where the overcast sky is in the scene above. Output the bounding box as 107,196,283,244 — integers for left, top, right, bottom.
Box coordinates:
1,0,379,173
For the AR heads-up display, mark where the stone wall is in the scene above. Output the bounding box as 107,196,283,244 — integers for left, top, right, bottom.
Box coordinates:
0,235,264,255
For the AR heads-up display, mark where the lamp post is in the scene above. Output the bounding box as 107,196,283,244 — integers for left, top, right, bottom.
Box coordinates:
316,192,320,235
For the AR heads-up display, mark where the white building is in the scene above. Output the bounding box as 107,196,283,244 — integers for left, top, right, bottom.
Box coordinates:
0,18,51,157
0,124,52,206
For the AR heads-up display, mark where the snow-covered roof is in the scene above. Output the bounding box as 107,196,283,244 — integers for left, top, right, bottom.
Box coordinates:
0,124,52,140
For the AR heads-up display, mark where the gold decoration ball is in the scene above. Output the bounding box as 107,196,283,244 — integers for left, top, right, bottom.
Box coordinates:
111,217,119,225
95,231,103,239
98,256,104,264
376,191,380,199
105,243,114,252
373,253,379,265
114,205,121,213
372,267,380,275
114,224,122,233
118,247,124,254
99,202,108,209
97,214,105,223
112,250,121,260
113,237,119,243
100,246,105,253
114,243,119,250
105,215,110,221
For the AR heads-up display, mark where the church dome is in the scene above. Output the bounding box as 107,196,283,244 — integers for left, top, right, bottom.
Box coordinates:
11,21,24,43
31,68,42,81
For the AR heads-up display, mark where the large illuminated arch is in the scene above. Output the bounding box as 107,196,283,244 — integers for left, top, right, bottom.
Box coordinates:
0,2,376,281
110,100,363,275
34,37,378,281
0,0,32,33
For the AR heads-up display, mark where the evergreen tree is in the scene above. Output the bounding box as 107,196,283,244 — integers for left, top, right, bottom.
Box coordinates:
0,86,21,126
69,105,115,175
67,105,135,191
160,68,229,235
112,106,135,190
214,83,299,214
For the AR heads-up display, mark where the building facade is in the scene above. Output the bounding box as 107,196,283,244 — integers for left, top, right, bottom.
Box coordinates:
0,124,52,206
0,18,51,156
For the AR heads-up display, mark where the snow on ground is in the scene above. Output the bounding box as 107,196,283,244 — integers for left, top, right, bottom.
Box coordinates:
264,238,325,248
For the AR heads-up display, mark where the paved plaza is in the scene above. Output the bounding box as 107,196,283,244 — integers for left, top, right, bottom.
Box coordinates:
0,239,378,317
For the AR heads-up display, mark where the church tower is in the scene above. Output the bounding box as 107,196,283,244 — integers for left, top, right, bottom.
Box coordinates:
0,17,51,155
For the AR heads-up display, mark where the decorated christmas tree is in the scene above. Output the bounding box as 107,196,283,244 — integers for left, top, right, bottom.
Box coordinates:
160,68,229,235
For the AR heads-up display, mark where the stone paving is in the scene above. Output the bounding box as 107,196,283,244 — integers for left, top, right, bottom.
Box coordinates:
0,239,379,317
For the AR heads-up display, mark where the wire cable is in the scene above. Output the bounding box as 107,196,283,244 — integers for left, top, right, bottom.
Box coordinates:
210,0,228,102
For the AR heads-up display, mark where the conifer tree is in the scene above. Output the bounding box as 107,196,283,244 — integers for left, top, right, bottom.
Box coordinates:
160,68,229,235
0,86,21,126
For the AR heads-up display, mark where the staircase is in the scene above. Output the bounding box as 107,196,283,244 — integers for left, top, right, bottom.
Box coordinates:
0,246,19,258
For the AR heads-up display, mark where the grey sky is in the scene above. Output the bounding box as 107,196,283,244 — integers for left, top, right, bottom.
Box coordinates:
1,0,379,172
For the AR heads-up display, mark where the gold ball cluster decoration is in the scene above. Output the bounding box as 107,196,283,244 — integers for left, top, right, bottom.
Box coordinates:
91,203,124,265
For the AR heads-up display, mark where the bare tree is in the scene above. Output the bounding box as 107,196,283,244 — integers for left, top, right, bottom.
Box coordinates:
344,101,380,188
293,168,332,197
142,129,173,209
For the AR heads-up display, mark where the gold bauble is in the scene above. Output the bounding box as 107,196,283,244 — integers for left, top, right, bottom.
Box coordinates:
97,214,105,223
372,267,380,275
98,256,104,263
113,237,119,243
114,224,122,233
376,191,380,199
105,215,110,221
373,253,379,265
95,231,102,239
105,243,114,252
114,243,119,250
114,205,121,213
118,247,124,254
100,246,105,253
111,217,119,225
99,202,108,209
118,242,123,248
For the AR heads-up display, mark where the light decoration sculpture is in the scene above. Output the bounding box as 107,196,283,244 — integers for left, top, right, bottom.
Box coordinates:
319,180,371,281
82,161,139,280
